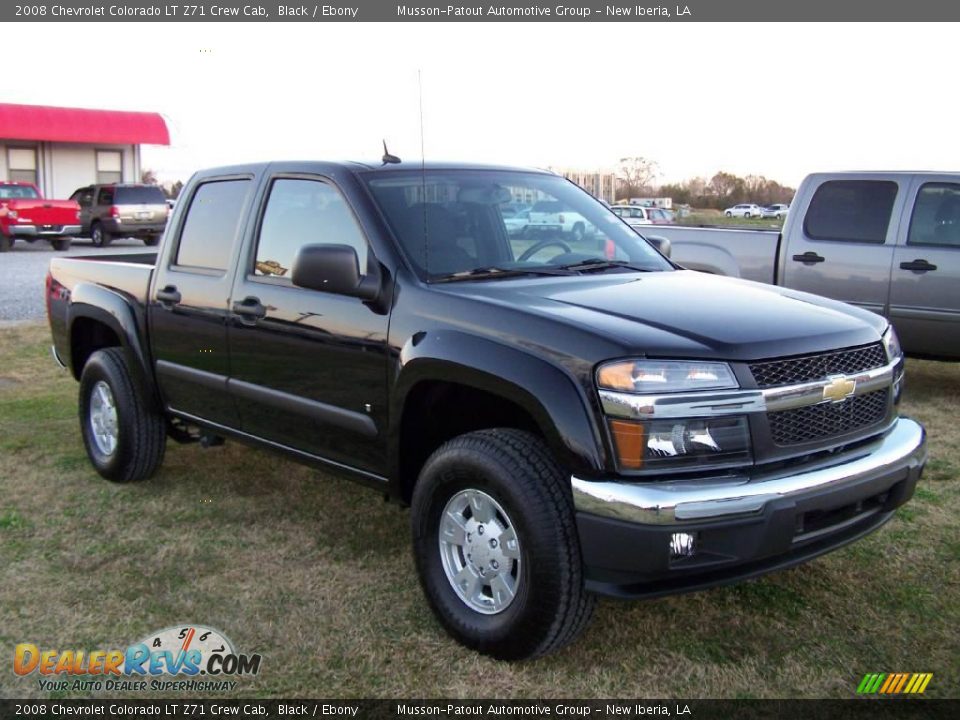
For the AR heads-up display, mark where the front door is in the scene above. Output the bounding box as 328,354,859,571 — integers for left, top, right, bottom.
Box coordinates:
227,173,389,476
889,177,960,358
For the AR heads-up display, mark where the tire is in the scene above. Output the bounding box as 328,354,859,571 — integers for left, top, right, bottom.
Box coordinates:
51,238,71,252
90,222,112,248
725,211,732,218
79,348,166,482
0,234,10,252
143,235,160,247
411,429,595,660
743,212,751,219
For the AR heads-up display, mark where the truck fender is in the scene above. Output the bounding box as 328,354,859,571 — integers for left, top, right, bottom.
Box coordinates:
670,241,742,277
390,330,607,486
67,282,155,398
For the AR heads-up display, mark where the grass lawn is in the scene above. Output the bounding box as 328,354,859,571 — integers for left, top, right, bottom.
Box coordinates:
0,323,957,699
675,213,784,231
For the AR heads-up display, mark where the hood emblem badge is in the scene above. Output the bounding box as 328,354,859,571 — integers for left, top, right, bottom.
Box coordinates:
823,374,857,403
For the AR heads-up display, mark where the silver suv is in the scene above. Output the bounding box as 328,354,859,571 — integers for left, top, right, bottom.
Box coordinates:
70,184,169,247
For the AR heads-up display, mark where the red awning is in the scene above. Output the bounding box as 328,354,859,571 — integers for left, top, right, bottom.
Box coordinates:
0,103,169,146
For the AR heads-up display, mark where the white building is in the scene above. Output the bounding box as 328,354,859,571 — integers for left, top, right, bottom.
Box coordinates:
553,168,618,204
0,103,169,198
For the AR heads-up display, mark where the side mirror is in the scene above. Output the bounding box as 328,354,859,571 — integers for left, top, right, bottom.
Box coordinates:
645,235,671,258
291,244,378,300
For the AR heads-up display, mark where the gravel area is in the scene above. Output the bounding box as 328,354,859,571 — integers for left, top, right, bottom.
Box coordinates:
0,237,154,323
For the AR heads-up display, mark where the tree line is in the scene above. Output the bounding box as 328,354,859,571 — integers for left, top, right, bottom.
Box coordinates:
616,157,795,209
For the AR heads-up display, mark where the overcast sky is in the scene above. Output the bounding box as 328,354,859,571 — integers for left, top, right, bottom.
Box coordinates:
8,22,958,187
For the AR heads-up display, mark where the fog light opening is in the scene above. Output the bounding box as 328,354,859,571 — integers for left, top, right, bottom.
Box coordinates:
670,532,697,559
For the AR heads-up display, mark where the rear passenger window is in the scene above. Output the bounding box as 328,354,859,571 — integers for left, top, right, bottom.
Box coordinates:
804,180,898,243
908,182,960,248
97,187,114,206
253,178,368,280
175,179,251,271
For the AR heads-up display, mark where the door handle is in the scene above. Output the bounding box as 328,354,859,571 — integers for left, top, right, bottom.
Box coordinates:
792,251,826,264
156,285,181,306
232,296,267,324
899,259,937,273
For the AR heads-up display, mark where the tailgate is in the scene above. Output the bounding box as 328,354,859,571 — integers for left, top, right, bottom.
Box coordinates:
9,200,80,225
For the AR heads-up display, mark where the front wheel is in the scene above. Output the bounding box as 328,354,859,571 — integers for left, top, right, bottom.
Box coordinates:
0,234,10,252
79,348,166,482
143,235,160,247
725,211,732,217
411,429,595,660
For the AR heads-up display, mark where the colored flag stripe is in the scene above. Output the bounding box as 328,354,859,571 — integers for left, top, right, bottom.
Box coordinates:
894,674,909,693
917,673,933,694
879,674,896,693
869,673,886,693
904,674,919,694
856,674,873,693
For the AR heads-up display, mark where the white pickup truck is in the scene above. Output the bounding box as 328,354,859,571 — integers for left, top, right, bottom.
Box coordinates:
647,172,960,359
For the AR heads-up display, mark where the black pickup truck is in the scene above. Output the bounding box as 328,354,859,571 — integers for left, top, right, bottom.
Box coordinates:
47,161,927,660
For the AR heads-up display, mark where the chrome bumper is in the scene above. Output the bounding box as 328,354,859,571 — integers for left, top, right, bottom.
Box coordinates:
9,224,81,237
572,417,926,525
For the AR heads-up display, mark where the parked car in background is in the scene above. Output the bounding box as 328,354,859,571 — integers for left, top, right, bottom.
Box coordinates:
610,205,652,226
646,207,674,224
47,159,925,660
724,203,764,218
70,183,169,247
527,199,594,240
0,181,80,252
640,172,960,359
761,204,790,219
501,207,531,237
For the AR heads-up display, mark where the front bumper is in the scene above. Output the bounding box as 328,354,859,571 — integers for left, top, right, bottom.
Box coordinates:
572,417,926,598
9,224,81,237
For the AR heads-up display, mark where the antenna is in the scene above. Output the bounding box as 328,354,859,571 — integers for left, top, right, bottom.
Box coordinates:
381,140,401,165
419,69,428,276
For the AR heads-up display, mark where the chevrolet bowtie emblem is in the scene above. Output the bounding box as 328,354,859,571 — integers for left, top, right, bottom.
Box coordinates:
823,374,857,403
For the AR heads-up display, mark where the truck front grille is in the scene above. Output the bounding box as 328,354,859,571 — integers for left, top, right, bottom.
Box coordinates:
768,389,889,446
749,343,886,388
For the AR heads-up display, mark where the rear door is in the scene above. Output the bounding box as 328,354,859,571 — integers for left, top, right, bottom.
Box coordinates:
227,171,389,476
889,176,960,358
148,174,256,426
780,176,908,315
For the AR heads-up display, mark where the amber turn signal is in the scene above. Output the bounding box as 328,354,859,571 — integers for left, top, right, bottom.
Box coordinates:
609,419,644,469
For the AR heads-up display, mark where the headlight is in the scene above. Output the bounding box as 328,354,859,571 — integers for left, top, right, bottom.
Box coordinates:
597,359,738,394
883,325,903,363
609,416,752,471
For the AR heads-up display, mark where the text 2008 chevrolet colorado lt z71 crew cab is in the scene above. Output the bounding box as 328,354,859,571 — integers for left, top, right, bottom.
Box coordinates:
47,161,927,660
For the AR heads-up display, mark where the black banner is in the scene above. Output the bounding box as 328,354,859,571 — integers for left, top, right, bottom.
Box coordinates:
5,0,960,22
0,700,956,720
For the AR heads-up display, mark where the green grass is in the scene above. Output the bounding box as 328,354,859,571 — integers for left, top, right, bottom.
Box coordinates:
0,323,958,699
675,212,784,231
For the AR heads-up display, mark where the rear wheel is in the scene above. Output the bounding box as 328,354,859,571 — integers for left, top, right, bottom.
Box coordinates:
143,235,160,247
51,238,71,251
0,234,10,252
411,429,595,660
79,348,166,482
90,222,111,248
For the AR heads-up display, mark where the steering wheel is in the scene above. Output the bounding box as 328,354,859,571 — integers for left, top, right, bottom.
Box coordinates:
518,239,572,262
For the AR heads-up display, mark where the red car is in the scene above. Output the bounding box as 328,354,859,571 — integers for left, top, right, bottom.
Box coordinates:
0,181,81,252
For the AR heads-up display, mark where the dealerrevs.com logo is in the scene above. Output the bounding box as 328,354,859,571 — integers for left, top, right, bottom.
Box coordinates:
14,624,262,693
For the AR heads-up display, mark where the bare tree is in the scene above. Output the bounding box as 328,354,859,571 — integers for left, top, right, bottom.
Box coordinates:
140,169,159,185
617,157,660,198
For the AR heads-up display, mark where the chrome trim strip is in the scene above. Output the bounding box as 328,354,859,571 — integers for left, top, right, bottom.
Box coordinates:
599,358,897,420
50,344,67,370
572,417,926,525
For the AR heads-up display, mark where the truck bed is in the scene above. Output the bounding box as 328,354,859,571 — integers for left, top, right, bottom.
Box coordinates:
644,225,780,283
49,253,157,305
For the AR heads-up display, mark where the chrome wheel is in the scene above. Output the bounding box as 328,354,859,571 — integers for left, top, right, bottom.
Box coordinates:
89,380,119,456
439,489,522,615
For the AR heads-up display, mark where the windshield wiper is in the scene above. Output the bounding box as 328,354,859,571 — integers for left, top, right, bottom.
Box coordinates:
555,259,654,274
433,266,576,283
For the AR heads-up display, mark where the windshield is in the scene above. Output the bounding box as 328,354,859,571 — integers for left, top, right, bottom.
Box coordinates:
0,185,39,199
364,170,672,280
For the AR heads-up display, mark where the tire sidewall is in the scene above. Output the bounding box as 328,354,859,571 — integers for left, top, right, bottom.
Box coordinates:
412,445,568,657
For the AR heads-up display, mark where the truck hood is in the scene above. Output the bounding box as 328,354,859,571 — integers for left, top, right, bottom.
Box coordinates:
437,270,887,361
